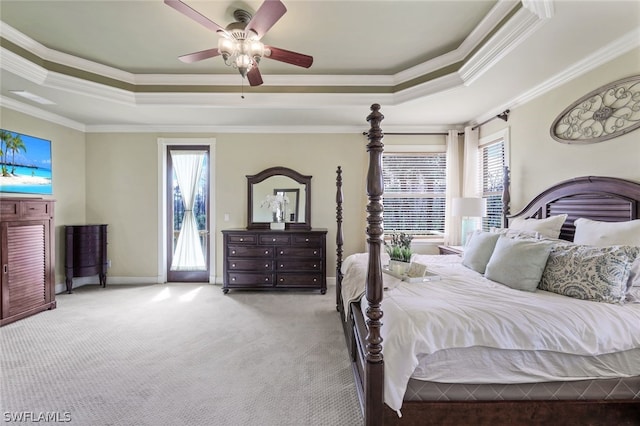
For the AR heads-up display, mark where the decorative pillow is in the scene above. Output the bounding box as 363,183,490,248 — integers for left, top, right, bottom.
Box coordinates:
573,218,640,246
509,214,568,239
491,227,541,240
539,244,639,304
461,231,500,274
484,236,552,292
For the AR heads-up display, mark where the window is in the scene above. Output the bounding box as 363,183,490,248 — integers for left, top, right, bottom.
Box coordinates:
382,151,447,237
478,132,507,231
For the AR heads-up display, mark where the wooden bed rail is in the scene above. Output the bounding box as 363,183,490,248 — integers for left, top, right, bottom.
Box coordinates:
364,103,385,425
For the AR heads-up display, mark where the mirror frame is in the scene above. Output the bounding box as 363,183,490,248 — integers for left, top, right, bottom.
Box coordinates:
247,166,312,230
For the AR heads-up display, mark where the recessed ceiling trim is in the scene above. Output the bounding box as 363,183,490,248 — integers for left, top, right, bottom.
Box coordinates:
1,47,48,84
0,2,532,93
0,95,85,131
460,1,553,86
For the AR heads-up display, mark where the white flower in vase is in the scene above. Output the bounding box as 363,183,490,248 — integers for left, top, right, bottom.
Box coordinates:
261,194,290,223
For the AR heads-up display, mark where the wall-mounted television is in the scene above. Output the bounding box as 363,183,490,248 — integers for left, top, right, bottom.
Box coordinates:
0,129,52,195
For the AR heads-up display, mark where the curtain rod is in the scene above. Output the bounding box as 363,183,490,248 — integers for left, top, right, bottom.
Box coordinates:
471,109,510,130
361,131,459,136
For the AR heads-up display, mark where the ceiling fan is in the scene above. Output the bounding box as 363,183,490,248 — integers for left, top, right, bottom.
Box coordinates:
164,0,313,87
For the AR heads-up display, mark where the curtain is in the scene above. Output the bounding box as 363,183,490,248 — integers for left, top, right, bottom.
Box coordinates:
462,126,480,197
444,130,462,246
170,150,206,271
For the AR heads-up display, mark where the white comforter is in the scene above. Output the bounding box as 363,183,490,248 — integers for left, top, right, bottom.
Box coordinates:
341,253,640,412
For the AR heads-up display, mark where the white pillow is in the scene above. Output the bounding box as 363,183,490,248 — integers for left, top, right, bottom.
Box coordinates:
509,214,568,239
573,218,640,246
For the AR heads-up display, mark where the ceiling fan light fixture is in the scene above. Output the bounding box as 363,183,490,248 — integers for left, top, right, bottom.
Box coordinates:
218,37,264,76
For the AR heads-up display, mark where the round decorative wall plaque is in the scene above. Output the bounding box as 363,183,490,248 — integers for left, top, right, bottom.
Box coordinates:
550,75,640,144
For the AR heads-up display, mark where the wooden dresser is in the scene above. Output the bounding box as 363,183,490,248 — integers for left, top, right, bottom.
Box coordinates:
222,228,327,294
64,224,108,293
0,198,56,326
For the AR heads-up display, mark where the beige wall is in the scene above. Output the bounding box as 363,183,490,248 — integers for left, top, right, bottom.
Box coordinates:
0,107,86,290
2,47,638,290
480,47,640,213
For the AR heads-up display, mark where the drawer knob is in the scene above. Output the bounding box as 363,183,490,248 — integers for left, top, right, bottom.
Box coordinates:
280,264,284,268
231,263,236,268
280,251,284,255
231,250,236,255
265,250,269,254
313,278,317,282
265,277,269,282
240,238,244,242
231,277,236,281
313,251,317,255
265,264,269,268
280,278,284,282
272,238,276,242
305,238,309,242
313,264,317,268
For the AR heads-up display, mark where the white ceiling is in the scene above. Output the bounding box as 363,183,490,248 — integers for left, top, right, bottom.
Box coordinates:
0,0,639,133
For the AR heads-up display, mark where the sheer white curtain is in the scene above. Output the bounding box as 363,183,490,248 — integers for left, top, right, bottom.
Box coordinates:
170,150,206,271
444,130,462,246
463,126,480,197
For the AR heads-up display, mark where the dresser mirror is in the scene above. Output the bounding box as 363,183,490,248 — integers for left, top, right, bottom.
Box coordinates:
247,166,312,230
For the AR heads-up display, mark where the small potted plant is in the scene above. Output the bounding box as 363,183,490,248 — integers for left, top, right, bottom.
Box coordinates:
384,232,413,274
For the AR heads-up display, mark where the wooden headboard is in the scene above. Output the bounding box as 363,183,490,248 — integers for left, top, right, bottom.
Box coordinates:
507,176,640,241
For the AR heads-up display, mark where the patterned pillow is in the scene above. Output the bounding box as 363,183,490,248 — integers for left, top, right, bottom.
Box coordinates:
539,244,640,304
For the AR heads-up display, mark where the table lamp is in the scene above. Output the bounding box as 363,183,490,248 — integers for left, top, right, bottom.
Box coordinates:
452,197,487,246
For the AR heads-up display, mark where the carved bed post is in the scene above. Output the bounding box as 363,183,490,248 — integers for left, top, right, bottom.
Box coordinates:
365,104,385,425
502,166,511,227
336,166,344,312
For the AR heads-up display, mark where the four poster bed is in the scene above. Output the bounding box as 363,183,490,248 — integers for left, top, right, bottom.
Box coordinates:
335,104,640,425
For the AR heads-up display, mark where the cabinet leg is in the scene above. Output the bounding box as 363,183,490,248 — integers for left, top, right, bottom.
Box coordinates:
223,288,229,294
99,273,107,288
65,277,73,294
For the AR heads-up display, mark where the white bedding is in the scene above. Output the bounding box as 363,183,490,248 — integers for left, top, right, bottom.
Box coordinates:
341,253,640,412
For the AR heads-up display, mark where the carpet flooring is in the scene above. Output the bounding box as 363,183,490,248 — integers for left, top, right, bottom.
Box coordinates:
0,284,363,426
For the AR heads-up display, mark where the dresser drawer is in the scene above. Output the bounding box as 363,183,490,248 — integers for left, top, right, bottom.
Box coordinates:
275,273,324,288
228,259,273,271
276,247,322,258
291,234,324,246
226,234,258,244
228,246,273,257
276,259,322,272
0,200,20,219
22,200,53,220
259,234,291,245
227,272,273,287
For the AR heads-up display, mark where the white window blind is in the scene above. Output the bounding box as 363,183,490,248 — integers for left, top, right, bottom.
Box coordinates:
382,152,447,236
478,140,505,230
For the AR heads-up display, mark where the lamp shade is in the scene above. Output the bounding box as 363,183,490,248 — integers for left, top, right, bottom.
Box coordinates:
451,197,487,217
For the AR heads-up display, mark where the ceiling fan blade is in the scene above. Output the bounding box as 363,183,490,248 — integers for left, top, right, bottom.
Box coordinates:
265,46,313,68
164,0,228,35
179,48,221,63
245,0,287,39
247,66,264,87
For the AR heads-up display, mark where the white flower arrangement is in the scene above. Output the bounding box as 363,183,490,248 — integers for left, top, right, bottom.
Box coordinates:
261,193,290,213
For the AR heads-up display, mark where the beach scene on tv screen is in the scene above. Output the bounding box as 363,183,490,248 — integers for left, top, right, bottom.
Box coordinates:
0,129,52,195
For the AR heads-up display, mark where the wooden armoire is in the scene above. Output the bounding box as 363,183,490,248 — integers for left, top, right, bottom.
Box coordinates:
0,198,56,326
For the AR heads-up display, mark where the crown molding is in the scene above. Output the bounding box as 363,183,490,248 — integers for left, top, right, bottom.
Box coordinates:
0,95,86,131
460,1,553,86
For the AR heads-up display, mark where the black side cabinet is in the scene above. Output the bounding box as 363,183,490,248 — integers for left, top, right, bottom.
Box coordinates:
64,224,108,293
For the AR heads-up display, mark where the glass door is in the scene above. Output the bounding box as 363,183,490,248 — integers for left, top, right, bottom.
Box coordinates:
167,146,209,282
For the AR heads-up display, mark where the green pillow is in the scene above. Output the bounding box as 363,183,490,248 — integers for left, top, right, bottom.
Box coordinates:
485,236,552,291
462,231,500,274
